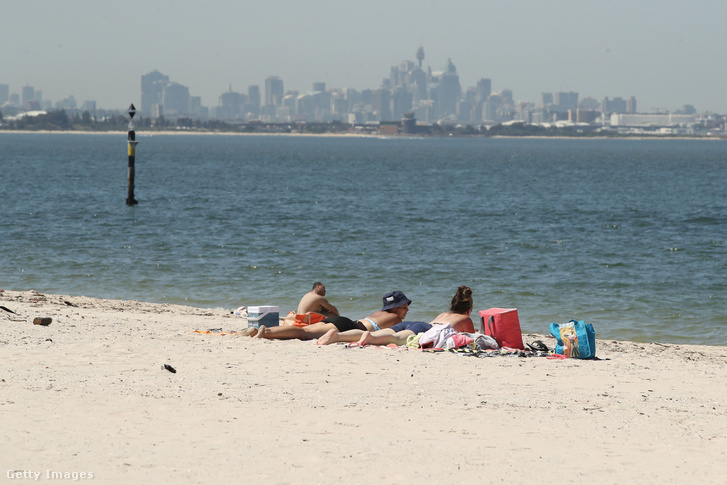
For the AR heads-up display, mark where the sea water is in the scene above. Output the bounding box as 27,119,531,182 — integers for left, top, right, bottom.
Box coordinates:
1,132,725,345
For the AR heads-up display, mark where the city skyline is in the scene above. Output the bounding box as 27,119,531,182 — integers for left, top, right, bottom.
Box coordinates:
2,0,726,113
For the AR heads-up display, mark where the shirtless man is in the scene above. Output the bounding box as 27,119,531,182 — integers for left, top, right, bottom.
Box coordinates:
297,282,339,318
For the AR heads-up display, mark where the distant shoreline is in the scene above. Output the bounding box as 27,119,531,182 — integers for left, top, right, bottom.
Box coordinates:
1,129,724,141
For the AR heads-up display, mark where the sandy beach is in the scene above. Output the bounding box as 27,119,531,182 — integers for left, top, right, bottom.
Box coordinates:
1,288,725,484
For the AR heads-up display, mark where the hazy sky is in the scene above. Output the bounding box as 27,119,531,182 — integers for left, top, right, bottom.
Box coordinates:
3,0,725,113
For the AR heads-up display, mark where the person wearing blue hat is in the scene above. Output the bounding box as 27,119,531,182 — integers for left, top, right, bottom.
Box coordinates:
243,291,411,341
379,291,412,311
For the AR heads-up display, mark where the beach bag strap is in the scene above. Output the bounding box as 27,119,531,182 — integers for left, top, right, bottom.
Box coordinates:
485,315,494,335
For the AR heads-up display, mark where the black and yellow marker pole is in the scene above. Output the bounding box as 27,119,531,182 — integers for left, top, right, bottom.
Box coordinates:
126,103,139,206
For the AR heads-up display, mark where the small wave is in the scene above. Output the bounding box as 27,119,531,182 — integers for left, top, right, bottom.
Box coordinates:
599,262,626,267
684,216,722,225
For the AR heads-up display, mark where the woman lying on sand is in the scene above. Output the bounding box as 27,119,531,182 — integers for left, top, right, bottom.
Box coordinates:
240,291,411,341
316,286,475,346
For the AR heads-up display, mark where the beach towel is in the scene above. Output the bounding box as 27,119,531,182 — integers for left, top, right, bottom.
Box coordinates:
292,312,326,327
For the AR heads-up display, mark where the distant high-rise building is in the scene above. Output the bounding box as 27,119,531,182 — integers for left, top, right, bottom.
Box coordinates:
218,89,245,119
55,95,77,109
476,79,492,102
484,94,502,122
283,92,298,112
371,89,391,121
456,99,473,123
141,70,169,116
541,93,553,107
0,84,9,104
295,93,316,120
570,109,599,123
554,91,578,112
244,85,261,118
515,101,536,123
390,86,413,120
81,100,96,114
409,68,427,103
248,85,260,108
265,76,284,107
601,96,627,114
312,83,330,116
21,86,41,111
189,96,203,117
500,89,514,106
163,82,190,115
627,96,637,114
331,91,349,119
436,59,462,119
579,97,600,110
22,86,35,106
389,61,415,88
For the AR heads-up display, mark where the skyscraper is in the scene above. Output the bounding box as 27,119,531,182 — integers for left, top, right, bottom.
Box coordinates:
21,86,35,105
265,76,284,107
218,89,245,119
437,59,462,119
248,85,260,108
627,96,637,114
371,89,391,121
245,85,261,118
141,70,169,116
162,82,190,115
476,79,492,102
554,92,579,112
0,84,9,105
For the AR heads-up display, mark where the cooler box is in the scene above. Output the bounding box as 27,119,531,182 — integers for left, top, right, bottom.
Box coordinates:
246,305,280,328
478,308,524,349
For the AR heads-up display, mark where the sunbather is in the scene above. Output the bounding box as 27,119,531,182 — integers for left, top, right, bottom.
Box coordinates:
316,285,475,346
240,291,411,340
297,281,339,317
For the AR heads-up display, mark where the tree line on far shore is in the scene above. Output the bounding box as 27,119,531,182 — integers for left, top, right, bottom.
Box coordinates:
0,108,713,138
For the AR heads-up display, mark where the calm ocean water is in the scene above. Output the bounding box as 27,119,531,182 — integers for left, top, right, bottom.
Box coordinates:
1,132,725,345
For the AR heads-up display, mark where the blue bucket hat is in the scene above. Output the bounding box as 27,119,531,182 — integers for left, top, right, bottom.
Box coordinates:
381,291,412,311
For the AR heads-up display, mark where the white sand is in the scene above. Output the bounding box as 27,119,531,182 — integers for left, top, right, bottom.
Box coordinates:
1,288,726,484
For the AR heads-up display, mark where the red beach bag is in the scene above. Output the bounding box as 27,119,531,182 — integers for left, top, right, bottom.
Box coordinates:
478,308,524,349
